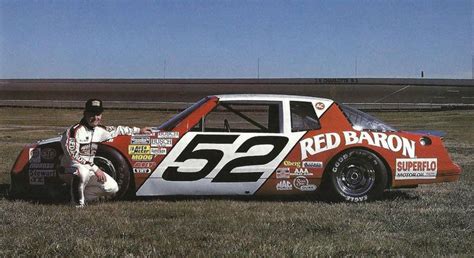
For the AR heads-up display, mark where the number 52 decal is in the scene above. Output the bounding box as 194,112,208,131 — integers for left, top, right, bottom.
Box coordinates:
161,134,289,182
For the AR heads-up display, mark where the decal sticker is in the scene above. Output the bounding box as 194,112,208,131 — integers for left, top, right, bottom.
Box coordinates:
29,163,55,169
151,148,167,155
131,154,154,161
40,148,57,161
133,133,155,137
302,161,323,168
293,176,317,191
29,169,55,185
133,162,156,168
133,168,152,174
276,168,290,179
395,158,437,179
300,131,416,160
315,102,325,110
157,132,179,138
151,138,173,147
68,139,76,151
283,160,301,167
276,180,293,191
291,168,313,176
128,145,151,154
131,136,151,145
29,148,41,163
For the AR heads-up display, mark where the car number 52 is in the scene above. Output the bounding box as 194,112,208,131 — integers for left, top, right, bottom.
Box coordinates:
162,134,289,182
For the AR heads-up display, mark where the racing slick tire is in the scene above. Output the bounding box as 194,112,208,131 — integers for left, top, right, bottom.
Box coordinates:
95,145,132,200
323,149,388,203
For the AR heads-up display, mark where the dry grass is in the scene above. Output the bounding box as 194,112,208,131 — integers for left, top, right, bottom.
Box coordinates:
0,108,472,256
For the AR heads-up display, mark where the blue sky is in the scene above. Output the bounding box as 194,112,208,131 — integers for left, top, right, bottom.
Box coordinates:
0,0,471,79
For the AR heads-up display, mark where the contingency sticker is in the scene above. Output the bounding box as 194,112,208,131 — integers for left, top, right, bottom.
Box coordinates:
395,158,437,180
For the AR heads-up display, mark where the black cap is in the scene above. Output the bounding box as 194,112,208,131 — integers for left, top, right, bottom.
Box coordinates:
85,99,104,114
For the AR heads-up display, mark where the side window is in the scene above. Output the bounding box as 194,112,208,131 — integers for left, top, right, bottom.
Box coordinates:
290,101,321,132
201,102,281,133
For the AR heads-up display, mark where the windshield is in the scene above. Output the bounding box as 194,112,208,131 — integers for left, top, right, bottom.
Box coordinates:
158,97,211,131
339,103,397,132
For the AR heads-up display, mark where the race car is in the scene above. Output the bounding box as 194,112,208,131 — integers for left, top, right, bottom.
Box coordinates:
10,94,462,202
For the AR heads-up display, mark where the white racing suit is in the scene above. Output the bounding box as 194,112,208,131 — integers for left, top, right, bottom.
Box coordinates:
60,119,140,206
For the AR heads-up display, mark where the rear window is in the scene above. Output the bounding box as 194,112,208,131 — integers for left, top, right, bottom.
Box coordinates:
339,104,397,132
290,101,321,132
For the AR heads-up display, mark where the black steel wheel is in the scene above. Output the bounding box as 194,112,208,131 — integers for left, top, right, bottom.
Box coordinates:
326,149,388,202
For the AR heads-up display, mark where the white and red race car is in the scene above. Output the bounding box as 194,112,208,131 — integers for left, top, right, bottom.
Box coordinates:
10,94,461,202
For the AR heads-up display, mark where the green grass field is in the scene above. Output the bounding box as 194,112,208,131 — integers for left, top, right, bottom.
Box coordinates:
0,108,472,256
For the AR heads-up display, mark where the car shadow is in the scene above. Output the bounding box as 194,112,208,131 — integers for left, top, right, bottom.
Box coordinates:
1,183,419,204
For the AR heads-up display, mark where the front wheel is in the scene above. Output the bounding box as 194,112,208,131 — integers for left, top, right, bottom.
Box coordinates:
325,149,388,202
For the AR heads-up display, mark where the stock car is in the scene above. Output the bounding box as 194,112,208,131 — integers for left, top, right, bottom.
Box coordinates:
10,94,461,202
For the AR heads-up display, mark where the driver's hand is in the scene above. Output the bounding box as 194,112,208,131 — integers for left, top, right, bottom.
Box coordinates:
95,169,107,183
139,127,153,134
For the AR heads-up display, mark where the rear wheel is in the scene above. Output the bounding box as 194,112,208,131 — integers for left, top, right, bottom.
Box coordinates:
325,149,387,202
95,145,131,199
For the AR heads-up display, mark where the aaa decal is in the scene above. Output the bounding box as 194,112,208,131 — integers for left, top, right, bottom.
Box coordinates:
300,131,416,160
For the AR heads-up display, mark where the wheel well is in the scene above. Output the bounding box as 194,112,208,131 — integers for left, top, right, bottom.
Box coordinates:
322,147,392,189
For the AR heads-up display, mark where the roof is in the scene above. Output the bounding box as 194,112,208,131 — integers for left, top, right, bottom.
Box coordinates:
214,94,333,102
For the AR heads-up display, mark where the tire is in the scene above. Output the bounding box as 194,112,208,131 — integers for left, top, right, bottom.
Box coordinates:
95,145,131,199
324,149,388,202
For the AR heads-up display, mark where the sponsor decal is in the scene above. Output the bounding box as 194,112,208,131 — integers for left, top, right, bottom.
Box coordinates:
276,167,290,179
131,136,151,145
133,162,156,168
131,154,154,161
293,176,317,191
68,139,76,151
128,145,151,154
302,161,323,168
151,148,167,155
29,148,41,163
29,169,55,177
29,169,56,185
315,102,325,110
151,138,173,147
395,158,437,179
276,180,293,191
133,133,156,137
157,131,179,138
133,168,152,174
29,163,55,169
300,131,416,160
290,168,313,176
283,160,301,167
40,148,57,161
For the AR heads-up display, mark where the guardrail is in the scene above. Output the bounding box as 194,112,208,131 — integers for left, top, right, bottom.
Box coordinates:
1,100,473,111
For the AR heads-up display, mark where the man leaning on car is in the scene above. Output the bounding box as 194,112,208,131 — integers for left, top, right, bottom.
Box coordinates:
60,99,152,207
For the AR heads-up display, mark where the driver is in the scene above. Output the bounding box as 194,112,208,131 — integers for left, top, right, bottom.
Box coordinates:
60,99,152,207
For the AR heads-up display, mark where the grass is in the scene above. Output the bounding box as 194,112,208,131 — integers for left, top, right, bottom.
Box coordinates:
0,108,472,256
